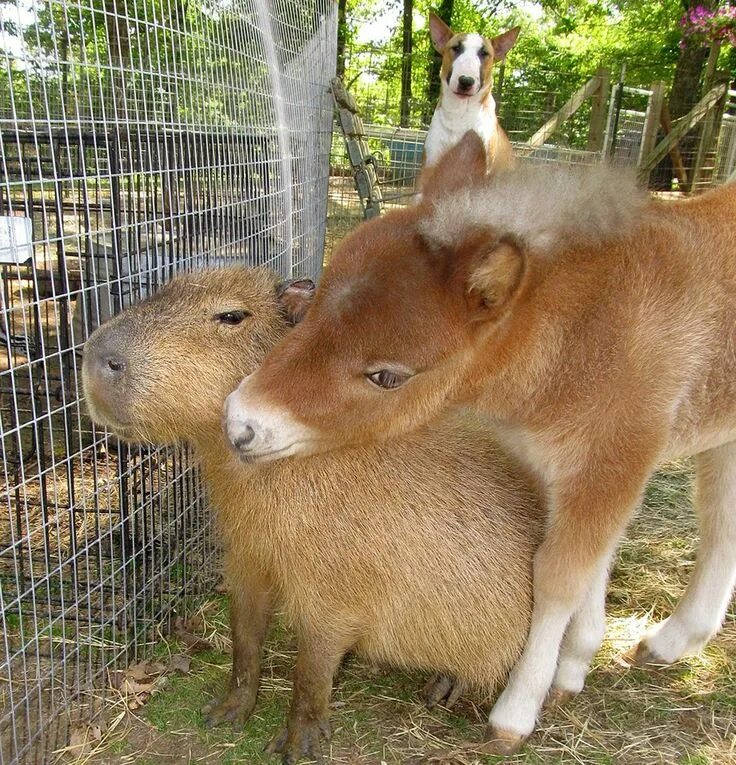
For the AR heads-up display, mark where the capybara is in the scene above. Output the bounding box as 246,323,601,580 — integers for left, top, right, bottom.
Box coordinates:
224,133,736,753
82,267,543,763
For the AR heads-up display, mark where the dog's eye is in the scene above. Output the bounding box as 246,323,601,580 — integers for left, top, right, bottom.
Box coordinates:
215,310,250,326
366,369,412,390
479,48,490,58
451,43,463,53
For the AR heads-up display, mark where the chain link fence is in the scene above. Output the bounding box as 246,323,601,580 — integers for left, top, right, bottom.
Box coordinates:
0,0,336,761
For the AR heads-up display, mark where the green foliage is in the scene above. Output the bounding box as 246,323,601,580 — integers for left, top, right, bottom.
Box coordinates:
342,0,734,136
0,0,325,126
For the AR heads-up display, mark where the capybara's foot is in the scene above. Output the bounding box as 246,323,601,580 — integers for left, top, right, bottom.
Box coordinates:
544,686,578,708
422,673,466,709
265,718,331,764
481,723,529,755
202,686,257,728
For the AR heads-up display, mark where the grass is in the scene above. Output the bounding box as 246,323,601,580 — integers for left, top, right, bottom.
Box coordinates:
78,461,736,765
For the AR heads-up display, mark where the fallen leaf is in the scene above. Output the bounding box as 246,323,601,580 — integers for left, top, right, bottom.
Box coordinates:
173,616,214,653
66,721,104,757
127,660,166,681
109,659,167,709
169,653,192,674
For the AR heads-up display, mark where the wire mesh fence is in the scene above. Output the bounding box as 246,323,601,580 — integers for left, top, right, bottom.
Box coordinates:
0,0,336,761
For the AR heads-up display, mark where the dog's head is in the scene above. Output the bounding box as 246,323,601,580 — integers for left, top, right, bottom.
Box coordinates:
429,13,520,100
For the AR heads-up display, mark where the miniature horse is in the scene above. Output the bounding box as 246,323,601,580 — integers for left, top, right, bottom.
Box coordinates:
225,133,736,753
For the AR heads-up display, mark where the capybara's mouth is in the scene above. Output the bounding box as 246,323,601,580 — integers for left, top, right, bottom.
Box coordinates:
86,399,139,440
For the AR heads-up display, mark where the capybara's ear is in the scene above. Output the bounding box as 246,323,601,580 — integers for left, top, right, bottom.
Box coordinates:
491,27,520,61
466,238,525,321
429,12,454,53
420,130,487,201
277,278,316,325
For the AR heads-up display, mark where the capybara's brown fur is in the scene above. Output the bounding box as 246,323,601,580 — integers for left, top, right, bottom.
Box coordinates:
224,134,736,752
82,267,543,762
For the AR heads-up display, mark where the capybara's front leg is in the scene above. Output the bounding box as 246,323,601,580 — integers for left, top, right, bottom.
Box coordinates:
266,632,350,764
203,564,272,728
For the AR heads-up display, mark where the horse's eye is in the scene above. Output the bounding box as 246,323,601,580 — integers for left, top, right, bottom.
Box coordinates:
366,369,412,390
215,310,250,326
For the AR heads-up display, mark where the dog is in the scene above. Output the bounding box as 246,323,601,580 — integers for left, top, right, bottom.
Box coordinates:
424,13,519,173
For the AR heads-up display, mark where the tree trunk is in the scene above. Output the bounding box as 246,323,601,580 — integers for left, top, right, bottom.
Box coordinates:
424,0,453,124
399,0,414,127
104,0,130,118
337,0,347,78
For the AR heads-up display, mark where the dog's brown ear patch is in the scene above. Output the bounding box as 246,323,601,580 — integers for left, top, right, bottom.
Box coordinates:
490,26,521,61
429,12,454,53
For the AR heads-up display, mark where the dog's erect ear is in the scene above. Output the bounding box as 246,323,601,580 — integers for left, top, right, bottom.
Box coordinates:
466,238,526,322
490,27,521,61
277,278,316,325
429,12,455,53
419,130,487,201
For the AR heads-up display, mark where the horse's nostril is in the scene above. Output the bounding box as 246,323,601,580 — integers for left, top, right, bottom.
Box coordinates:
233,425,256,450
106,356,126,373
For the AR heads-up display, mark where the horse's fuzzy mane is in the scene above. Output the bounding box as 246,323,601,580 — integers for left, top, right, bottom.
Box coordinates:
419,162,648,254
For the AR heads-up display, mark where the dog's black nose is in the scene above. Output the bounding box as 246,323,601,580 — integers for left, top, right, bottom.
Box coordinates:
458,76,475,91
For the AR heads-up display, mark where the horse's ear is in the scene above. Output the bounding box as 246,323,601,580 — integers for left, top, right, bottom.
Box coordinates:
419,130,487,202
429,12,454,53
490,27,520,61
277,279,316,325
466,238,526,322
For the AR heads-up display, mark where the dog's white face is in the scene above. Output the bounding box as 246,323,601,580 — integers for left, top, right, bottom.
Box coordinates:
429,14,520,102
444,34,488,98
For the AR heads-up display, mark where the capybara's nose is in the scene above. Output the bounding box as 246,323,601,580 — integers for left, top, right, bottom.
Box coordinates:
458,76,475,91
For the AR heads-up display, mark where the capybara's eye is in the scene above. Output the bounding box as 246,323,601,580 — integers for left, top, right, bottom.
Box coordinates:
215,310,251,326
366,369,411,390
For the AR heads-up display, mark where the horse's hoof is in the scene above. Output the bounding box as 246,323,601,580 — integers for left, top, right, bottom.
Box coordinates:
627,641,667,668
545,686,578,707
481,724,529,755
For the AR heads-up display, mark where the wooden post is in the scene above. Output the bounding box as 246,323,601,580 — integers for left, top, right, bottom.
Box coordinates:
638,80,666,185
660,102,688,188
587,66,610,153
637,82,728,182
524,75,603,151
